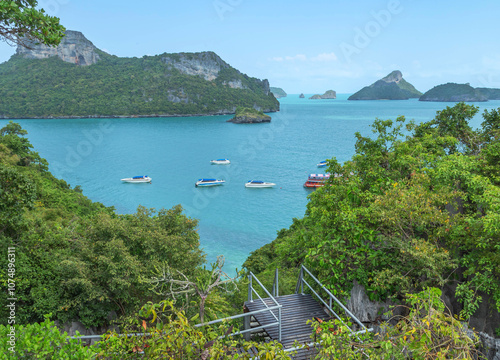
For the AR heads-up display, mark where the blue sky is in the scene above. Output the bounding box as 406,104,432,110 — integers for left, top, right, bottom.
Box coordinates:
1,0,500,93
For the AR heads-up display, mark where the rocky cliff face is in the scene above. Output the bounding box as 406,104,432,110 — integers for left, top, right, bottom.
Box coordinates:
381,70,403,83
347,281,500,360
16,30,100,66
161,52,229,81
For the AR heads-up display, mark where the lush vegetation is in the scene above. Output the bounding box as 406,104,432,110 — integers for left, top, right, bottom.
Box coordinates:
312,288,480,359
0,52,279,118
0,0,65,46
245,103,500,329
1,104,495,357
419,83,488,102
0,121,206,329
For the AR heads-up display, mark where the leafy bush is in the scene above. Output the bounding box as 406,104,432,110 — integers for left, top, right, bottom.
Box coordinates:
0,315,95,359
311,288,480,359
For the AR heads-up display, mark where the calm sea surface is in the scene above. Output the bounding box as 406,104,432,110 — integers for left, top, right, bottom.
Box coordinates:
3,95,500,271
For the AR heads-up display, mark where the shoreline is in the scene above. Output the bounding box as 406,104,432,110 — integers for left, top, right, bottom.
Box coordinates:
0,109,279,120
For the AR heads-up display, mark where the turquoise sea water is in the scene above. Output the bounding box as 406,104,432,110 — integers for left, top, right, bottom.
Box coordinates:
3,95,500,271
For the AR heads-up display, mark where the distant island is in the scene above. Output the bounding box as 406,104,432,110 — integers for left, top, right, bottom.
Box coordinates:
270,87,287,99
477,87,500,100
348,70,422,100
419,83,488,102
309,90,336,99
226,106,271,124
299,93,305,98
0,30,279,119
419,83,500,102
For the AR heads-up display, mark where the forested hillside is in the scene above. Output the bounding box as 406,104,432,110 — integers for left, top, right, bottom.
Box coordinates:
0,122,206,328
245,102,500,336
0,50,279,118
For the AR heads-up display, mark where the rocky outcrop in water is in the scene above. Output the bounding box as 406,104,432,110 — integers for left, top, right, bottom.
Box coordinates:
227,107,271,124
349,70,422,100
299,93,305,98
309,90,336,99
16,30,100,66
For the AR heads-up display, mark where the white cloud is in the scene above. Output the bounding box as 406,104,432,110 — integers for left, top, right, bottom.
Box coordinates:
311,52,338,62
284,54,307,61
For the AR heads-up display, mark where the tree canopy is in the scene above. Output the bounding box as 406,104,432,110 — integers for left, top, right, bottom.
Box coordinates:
245,102,500,329
0,0,65,47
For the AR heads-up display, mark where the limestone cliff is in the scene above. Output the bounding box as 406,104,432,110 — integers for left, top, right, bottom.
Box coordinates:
349,70,422,100
16,30,100,66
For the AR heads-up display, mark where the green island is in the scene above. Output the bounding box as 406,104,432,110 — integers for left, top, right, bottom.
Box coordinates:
0,32,279,119
419,83,489,102
270,87,287,99
348,70,422,100
1,102,500,358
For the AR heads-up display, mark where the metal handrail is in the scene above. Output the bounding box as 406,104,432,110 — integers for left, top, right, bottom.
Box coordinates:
296,265,367,331
196,271,282,341
71,272,283,343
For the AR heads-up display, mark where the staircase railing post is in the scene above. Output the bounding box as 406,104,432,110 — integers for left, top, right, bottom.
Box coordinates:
243,312,251,341
278,306,282,342
248,274,253,302
275,268,279,297
300,266,304,294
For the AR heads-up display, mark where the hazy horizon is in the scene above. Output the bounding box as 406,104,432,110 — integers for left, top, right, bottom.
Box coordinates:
1,0,499,94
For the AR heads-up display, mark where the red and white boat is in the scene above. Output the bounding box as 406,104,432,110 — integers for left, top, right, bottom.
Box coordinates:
303,174,330,188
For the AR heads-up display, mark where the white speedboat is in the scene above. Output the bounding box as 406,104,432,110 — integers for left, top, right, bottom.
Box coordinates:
210,159,231,165
121,175,152,183
245,180,276,188
317,161,327,168
195,178,225,187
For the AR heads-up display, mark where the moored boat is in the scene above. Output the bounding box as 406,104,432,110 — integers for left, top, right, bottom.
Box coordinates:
317,160,327,167
245,180,276,188
195,178,225,187
121,175,152,183
210,159,231,165
303,173,330,188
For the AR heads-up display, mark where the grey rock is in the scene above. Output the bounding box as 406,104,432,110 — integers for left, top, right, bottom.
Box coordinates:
16,30,100,66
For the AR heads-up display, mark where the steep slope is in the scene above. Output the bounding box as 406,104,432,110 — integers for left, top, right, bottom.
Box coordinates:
348,70,422,100
0,31,279,118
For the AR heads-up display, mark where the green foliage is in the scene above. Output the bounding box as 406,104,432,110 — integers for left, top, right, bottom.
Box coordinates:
0,315,95,359
0,53,279,118
311,288,480,359
234,106,271,118
245,103,500,321
0,124,206,329
95,300,292,359
0,0,65,46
